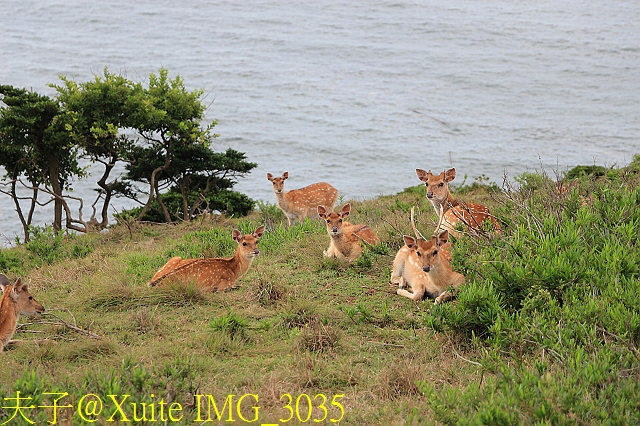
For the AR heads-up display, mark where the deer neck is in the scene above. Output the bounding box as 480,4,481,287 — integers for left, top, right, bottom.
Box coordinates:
429,256,463,288
0,293,18,346
431,191,459,216
274,191,290,209
229,249,254,278
331,231,352,253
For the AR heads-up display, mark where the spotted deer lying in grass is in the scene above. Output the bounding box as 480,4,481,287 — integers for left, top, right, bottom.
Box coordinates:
0,274,46,352
556,179,593,207
416,167,500,237
391,209,464,304
267,172,339,226
149,226,265,292
317,203,380,263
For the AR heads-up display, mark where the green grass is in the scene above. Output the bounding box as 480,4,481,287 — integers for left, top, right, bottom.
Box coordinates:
1,158,639,425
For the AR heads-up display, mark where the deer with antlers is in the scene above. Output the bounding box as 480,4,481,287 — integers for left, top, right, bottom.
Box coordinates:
391,208,464,304
0,274,46,352
416,167,500,237
267,172,339,226
317,203,380,263
149,226,265,292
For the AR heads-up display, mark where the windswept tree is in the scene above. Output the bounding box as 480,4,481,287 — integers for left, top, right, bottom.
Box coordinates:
132,68,218,222
123,144,256,221
1,69,257,238
0,85,83,241
52,68,143,229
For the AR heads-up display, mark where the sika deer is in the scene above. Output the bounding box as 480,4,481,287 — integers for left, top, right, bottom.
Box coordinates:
392,230,464,304
149,226,265,292
0,275,46,352
317,204,380,263
267,172,339,226
556,179,592,207
416,168,500,237
390,209,464,304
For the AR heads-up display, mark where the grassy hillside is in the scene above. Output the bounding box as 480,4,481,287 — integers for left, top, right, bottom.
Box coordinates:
1,160,639,425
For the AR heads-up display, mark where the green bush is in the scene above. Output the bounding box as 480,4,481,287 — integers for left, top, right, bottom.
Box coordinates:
120,189,255,223
420,168,640,424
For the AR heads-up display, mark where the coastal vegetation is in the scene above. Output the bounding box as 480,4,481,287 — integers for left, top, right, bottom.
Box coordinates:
0,68,256,243
0,157,638,424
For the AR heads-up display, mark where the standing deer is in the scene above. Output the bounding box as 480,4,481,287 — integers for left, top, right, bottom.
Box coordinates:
149,226,265,292
267,172,339,226
317,203,380,263
416,168,500,237
1,275,46,352
391,209,464,304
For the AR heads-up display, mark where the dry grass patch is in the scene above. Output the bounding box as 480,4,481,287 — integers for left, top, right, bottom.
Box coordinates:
296,319,340,354
374,359,424,400
249,274,286,306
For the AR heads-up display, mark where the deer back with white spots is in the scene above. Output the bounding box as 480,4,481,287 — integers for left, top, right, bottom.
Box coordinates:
149,226,265,292
0,275,46,352
317,203,380,263
416,167,500,237
267,172,339,226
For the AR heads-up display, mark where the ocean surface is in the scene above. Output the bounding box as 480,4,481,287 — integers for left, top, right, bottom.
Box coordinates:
1,0,639,244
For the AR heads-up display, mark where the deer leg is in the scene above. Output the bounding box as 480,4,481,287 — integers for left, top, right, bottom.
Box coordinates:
396,287,424,301
390,256,406,288
434,292,454,304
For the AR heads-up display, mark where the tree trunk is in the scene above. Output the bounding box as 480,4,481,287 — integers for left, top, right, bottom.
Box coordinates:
96,158,116,229
138,150,171,221
48,155,63,232
155,179,172,223
10,180,29,243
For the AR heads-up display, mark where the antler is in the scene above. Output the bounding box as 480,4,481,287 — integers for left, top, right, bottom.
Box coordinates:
433,204,445,237
410,207,428,241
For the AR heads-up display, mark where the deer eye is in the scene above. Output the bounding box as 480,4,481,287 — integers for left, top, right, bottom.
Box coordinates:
438,182,444,187
433,250,438,256
242,242,247,246
29,296,33,300
326,219,331,224
338,219,342,223
416,252,421,257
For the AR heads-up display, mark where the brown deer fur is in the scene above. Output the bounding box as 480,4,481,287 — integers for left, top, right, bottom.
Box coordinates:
416,167,500,237
267,172,338,226
149,226,265,292
317,204,380,263
391,231,464,304
0,276,46,352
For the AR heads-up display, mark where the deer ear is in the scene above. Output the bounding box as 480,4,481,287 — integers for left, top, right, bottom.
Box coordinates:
437,230,449,246
0,274,9,287
317,205,327,218
267,173,273,181
416,169,428,182
12,278,25,294
444,168,456,182
340,203,351,217
253,226,265,239
232,229,242,242
282,172,289,180
403,235,417,249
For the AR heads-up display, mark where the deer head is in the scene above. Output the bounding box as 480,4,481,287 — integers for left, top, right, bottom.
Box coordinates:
233,226,265,259
402,230,449,273
416,168,456,204
317,204,350,236
266,172,289,194
0,278,45,316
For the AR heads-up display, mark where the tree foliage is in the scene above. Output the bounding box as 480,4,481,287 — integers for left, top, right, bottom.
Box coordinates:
52,69,143,229
0,68,256,242
0,85,83,241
